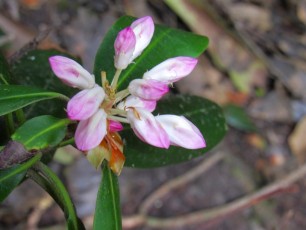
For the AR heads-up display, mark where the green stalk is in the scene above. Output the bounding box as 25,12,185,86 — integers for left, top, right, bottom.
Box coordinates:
59,137,75,147
111,69,123,90
28,162,85,230
15,109,26,125
5,113,14,136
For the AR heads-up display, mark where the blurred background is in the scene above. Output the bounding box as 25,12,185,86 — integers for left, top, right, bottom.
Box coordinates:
1,0,306,229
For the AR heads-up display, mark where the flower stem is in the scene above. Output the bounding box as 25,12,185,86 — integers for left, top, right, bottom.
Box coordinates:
57,94,70,102
114,89,130,104
59,137,75,147
111,69,122,90
108,115,129,123
110,108,127,116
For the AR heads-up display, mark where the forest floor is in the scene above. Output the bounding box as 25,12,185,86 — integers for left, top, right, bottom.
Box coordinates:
1,0,306,229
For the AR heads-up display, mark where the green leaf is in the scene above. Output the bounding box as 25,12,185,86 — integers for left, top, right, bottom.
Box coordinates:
0,85,66,116
11,115,70,150
0,153,41,202
0,52,11,84
94,163,121,230
94,16,209,90
122,95,227,168
223,104,257,132
28,162,85,230
10,49,79,118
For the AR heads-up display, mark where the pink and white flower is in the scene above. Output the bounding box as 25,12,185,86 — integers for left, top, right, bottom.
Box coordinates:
49,56,95,89
143,57,198,84
156,115,206,149
128,79,169,101
49,16,205,174
114,27,136,70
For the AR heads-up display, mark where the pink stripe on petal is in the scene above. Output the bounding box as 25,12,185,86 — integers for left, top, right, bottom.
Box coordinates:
128,79,169,101
109,120,123,132
114,27,136,69
117,95,156,112
143,57,198,84
127,108,170,148
67,85,105,120
130,16,154,60
156,115,206,149
75,109,107,151
49,56,95,89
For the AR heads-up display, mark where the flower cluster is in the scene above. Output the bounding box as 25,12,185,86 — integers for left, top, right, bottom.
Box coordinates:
49,16,206,174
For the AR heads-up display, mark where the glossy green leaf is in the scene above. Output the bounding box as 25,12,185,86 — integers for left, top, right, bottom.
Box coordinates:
223,104,257,132
94,16,209,89
0,85,66,116
94,163,121,230
11,115,70,150
122,95,227,168
28,162,85,230
0,153,41,202
0,52,11,84
11,49,78,117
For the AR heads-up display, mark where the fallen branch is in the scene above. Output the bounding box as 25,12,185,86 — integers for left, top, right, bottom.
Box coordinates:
123,156,306,229
139,151,225,214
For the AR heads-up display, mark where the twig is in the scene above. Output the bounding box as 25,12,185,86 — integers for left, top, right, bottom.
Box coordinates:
8,28,52,65
139,151,225,214
123,159,306,229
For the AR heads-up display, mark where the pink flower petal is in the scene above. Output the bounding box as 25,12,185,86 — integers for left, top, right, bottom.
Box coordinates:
130,16,154,60
49,56,95,89
75,109,107,151
127,108,170,148
128,79,169,101
117,95,156,112
143,57,198,84
109,120,123,132
156,115,206,149
67,85,105,120
114,27,136,69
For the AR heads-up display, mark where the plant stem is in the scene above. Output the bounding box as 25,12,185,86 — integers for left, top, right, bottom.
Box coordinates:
111,69,122,90
114,89,130,104
110,108,127,116
5,113,14,136
59,137,75,147
28,162,85,230
57,94,70,102
107,115,129,123
15,109,26,125
0,74,9,85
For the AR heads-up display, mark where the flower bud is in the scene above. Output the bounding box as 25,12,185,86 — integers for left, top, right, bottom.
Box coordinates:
67,85,105,121
143,57,198,83
130,16,154,60
108,120,123,132
75,109,107,151
156,115,206,149
114,27,136,70
128,79,169,101
49,56,95,89
127,108,170,148
117,95,156,112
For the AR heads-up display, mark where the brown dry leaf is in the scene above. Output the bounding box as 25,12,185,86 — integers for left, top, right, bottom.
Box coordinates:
297,1,306,24
249,92,292,122
0,13,34,55
176,56,233,105
245,133,266,150
227,3,272,31
164,0,268,94
289,116,306,163
20,0,43,9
